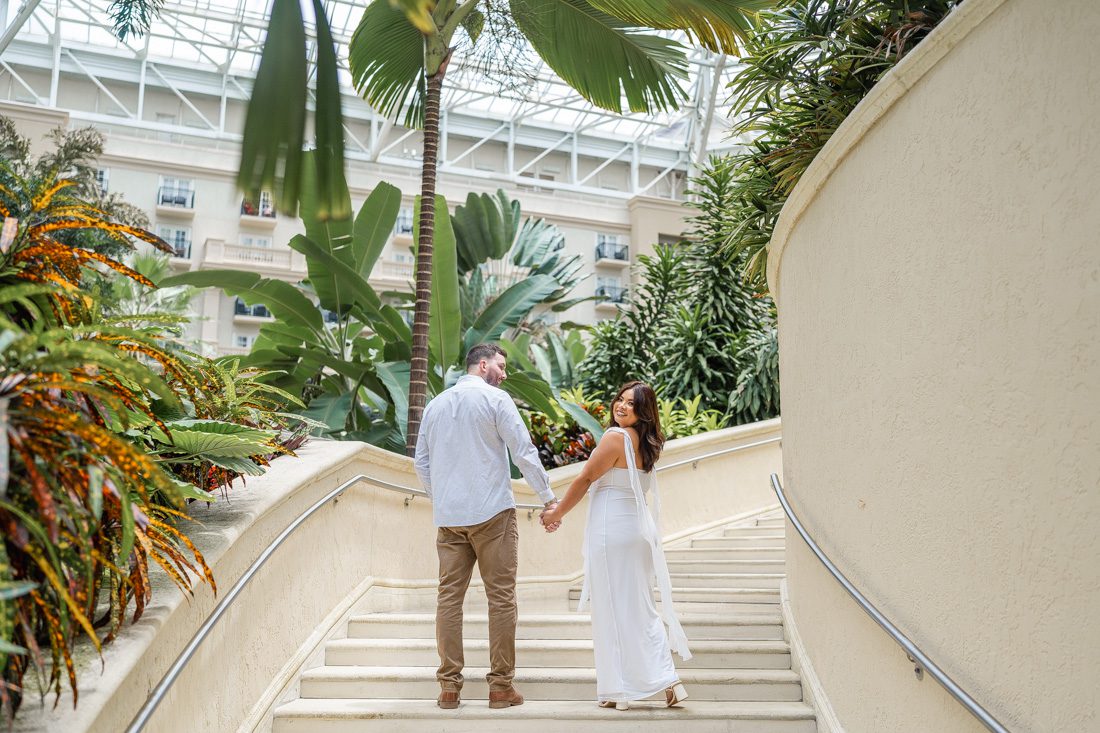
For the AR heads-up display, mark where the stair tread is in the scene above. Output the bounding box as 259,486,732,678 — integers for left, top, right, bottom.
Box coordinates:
667,573,786,578
351,611,783,625
275,698,816,721
328,638,790,652
568,586,780,595
302,666,800,684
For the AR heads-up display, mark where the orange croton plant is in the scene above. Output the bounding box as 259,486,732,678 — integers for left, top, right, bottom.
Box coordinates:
0,165,215,719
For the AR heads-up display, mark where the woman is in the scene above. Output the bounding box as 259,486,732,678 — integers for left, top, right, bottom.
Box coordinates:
540,381,691,710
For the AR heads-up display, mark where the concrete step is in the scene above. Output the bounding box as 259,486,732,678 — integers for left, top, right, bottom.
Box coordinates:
722,526,787,538
692,536,786,549
299,666,803,703
666,559,786,575
273,698,818,733
665,547,785,562
567,587,780,613
349,612,786,641
325,638,792,670
667,572,784,589
757,518,785,528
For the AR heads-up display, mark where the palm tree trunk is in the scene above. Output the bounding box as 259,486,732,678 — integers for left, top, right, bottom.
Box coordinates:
405,65,446,456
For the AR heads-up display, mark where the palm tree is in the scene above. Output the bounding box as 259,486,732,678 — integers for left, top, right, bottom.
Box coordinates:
351,0,775,454
108,0,774,454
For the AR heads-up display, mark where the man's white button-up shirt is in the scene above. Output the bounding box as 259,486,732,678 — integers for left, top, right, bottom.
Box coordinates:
414,375,554,527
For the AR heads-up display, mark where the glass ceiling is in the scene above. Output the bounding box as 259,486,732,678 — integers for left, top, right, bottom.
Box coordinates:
7,0,746,153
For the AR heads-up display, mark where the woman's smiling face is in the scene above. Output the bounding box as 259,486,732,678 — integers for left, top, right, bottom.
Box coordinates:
612,389,638,428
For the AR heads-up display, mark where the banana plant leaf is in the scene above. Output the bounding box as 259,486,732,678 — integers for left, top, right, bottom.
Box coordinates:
376,361,411,440
557,397,606,441
500,371,557,416
418,195,461,370
302,392,354,434
353,181,403,280
159,270,325,333
452,190,519,274
463,275,559,352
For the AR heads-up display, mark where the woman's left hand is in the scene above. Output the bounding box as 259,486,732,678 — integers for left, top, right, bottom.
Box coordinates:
540,506,563,531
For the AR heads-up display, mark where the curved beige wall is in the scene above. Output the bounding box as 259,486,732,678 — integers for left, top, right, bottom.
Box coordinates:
768,0,1099,731
12,419,782,733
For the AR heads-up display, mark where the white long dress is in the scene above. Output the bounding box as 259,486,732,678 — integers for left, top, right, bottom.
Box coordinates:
577,427,692,703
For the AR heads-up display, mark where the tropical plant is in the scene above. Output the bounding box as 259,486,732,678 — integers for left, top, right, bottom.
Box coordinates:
451,190,588,341
0,118,150,263
162,157,565,453
179,0,776,455
0,125,301,723
729,325,779,422
579,245,689,398
653,157,774,407
162,158,417,451
524,386,607,469
658,395,729,439
501,330,587,395
0,160,215,719
578,158,778,424
720,0,961,287
98,250,195,322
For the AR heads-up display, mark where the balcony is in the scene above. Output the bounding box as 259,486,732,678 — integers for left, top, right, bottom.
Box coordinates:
234,299,272,320
156,186,195,217
365,260,415,294
595,284,628,309
240,199,278,228
169,240,192,259
203,238,297,273
595,242,630,267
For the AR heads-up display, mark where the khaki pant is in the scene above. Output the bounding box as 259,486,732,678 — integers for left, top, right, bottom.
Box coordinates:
436,508,519,693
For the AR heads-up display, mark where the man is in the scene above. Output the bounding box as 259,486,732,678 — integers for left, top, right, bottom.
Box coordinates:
414,343,559,710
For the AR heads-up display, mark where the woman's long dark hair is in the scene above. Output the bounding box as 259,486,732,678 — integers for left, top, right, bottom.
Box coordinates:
609,381,665,472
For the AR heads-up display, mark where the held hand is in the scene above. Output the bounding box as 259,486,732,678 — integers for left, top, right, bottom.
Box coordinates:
540,503,563,532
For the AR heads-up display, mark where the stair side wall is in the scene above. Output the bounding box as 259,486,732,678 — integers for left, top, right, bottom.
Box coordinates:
769,0,1100,731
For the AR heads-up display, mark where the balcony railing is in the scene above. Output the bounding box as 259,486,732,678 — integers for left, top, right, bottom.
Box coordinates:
157,187,194,208
378,261,415,279
595,285,628,303
234,299,271,318
595,242,629,262
170,241,192,259
223,243,291,267
241,200,276,218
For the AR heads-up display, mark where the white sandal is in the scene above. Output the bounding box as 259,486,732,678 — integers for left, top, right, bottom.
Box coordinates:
665,682,688,707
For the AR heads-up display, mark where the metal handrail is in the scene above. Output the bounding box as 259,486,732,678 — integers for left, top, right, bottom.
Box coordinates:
125,436,783,731
769,474,1010,733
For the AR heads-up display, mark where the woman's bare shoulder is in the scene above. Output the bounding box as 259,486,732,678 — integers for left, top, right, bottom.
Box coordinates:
599,429,626,447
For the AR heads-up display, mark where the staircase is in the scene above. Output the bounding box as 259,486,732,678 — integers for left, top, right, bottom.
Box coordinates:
272,511,816,732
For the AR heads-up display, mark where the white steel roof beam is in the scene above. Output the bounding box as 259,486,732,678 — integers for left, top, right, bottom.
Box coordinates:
576,142,632,188
148,62,216,129
0,0,44,55
63,49,135,117
0,59,42,103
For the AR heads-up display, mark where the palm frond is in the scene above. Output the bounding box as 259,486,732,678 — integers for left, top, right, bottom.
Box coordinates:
509,0,690,113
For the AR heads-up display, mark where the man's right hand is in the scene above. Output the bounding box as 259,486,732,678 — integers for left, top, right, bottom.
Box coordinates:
540,502,562,533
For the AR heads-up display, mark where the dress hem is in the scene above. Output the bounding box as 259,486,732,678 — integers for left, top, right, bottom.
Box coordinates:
596,675,680,703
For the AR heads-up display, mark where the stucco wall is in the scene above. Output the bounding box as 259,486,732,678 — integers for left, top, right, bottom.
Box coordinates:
12,420,781,733
768,0,1099,731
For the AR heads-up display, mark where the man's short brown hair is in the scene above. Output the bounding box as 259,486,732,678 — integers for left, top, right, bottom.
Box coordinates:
465,343,505,370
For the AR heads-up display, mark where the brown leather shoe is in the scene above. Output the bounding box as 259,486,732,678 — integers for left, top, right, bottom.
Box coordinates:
437,689,460,709
488,686,524,709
